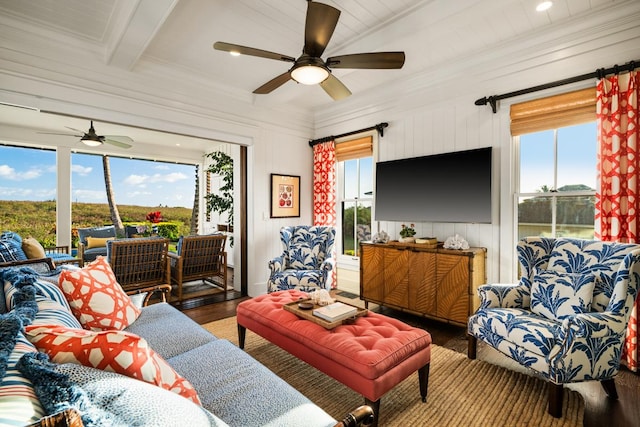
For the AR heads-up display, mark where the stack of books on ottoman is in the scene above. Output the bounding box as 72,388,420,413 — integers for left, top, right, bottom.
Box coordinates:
313,302,358,322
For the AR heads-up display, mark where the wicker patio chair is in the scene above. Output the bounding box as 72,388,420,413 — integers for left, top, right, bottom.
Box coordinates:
107,237,171,297
168,234,228,302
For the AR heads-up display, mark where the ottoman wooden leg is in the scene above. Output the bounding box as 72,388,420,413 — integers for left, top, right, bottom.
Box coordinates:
237,324,246,349
364,398,380,427
418,363,430,402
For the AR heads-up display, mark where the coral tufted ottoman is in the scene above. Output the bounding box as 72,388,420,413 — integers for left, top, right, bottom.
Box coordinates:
236,290,432,426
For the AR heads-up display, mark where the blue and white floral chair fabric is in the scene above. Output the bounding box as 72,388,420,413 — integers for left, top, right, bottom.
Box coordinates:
267,226,336,293
467,237,640,417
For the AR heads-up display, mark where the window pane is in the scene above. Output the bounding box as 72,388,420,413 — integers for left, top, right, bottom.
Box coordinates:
0,145,58,246
344,160,358,199
556,195,595,239
519,130,554,193
557,123,596,191
518,196,552,239
342,201,356,256
356,201,372,257
359,157,373,199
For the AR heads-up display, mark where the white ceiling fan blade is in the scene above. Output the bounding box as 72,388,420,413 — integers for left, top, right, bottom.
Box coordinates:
104,136,133,149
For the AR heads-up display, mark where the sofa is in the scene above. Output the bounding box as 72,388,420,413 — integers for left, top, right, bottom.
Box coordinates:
0,257,371,426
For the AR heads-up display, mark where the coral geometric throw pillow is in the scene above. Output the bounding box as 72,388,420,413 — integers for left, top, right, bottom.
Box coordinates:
58,257,141,331
24,325,201,405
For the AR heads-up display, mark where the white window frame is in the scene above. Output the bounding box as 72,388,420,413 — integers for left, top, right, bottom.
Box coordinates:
336,132,377,270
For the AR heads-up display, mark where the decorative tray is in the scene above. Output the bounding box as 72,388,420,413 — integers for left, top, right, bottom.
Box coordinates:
283,298,368,329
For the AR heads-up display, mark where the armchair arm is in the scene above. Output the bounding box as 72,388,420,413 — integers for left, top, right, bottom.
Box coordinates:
561,311,629,339
268,255,285,274
167,251,181,268
320,257,335,289
333,405,374,427
77,242,86,266
126,284,172,306
477,282,530,310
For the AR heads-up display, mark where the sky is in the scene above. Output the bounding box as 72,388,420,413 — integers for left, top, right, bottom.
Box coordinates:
0,145,196,208
519,121,596,194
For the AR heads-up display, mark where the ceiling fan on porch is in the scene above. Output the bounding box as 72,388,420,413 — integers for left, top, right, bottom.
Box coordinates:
38,120,133,149
213,0,405,101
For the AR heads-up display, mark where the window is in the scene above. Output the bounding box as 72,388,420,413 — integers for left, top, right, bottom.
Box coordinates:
337,136,373,262
516,122,596,239
512,87,597,241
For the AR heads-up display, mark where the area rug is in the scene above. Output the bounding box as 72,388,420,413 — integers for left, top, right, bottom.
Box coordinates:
202,317,584,427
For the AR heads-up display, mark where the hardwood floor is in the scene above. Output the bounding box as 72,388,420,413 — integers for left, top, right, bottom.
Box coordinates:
178,292,640,427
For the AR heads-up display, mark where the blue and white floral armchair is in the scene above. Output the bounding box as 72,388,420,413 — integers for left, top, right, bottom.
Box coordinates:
467,237,640,417
267,226,336,293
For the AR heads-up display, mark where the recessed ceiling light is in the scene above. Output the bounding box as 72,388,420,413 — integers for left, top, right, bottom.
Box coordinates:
536,1,553,12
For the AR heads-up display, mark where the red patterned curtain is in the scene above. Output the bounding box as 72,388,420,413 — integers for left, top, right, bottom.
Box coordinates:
595,70,640,372
313,140,337,226
313,140,337,288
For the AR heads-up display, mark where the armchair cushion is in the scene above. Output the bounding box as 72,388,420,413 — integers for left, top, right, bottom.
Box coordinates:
58,257,141,331
77,226,116,246
287,241,322,270
530,270,596,321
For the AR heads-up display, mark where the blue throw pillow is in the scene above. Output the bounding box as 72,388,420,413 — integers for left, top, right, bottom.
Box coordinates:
0,238,27,263
530,270,596,321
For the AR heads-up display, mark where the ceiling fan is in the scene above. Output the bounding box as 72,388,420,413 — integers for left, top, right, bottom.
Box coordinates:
213,0,405,101
39,121,133,149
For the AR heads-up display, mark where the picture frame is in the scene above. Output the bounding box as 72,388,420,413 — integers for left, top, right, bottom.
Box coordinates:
270,174,300,218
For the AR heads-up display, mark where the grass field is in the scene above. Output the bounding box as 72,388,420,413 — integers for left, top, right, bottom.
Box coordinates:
0,201,192,247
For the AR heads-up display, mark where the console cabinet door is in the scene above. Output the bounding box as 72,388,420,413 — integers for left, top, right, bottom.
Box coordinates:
382,247,409,307
360,244,384,303
436,253,471,324
408,251,437,315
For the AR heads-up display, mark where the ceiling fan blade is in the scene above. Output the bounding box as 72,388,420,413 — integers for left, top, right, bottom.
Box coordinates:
319,74,351,101
214,42,295,63
304,2,340,58
327,52,406,69
104,137,133,149
253,72,292,94
37,131,83,137
65,126,88,134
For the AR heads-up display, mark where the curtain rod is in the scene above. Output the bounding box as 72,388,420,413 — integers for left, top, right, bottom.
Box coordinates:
308,122,388,147
475,58,639,113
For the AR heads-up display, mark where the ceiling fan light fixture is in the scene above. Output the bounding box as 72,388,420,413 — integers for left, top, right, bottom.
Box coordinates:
80,137,103,147
291,64,329,85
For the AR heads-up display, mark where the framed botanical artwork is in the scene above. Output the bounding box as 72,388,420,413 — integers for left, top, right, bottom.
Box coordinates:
270,174,300,218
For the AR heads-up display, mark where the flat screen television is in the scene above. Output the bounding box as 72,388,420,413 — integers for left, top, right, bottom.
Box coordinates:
375,147,492,223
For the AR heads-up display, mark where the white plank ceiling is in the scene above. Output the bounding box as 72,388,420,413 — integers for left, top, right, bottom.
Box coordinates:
0,0,635,144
